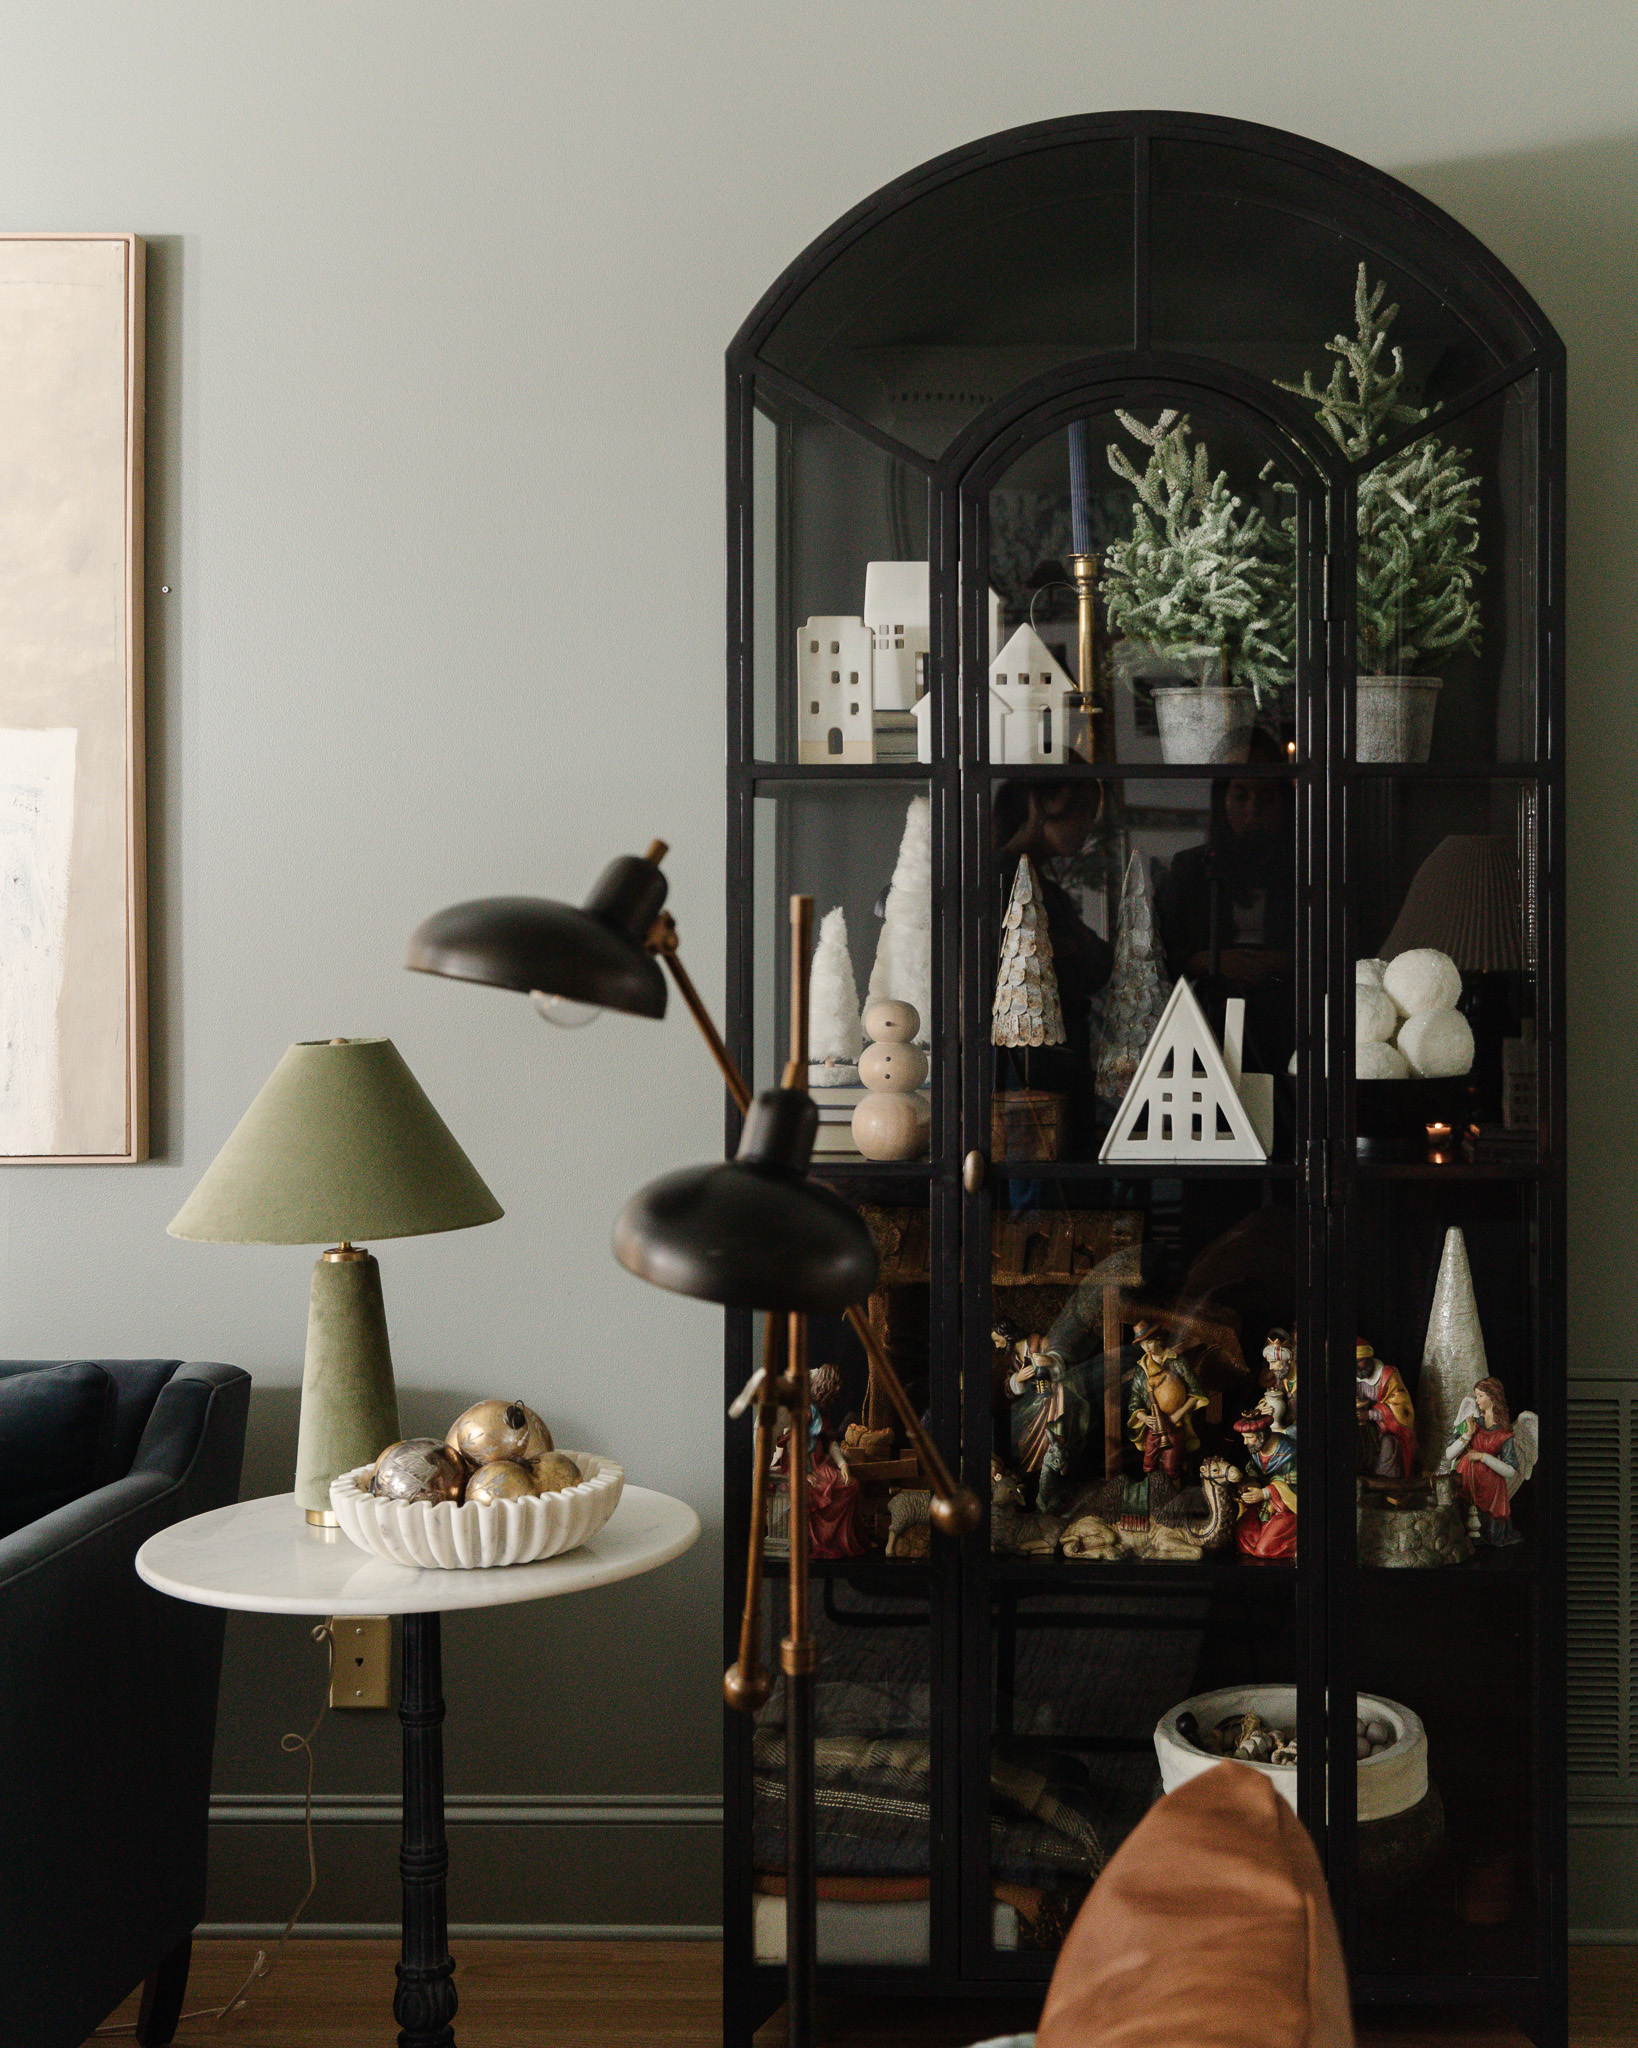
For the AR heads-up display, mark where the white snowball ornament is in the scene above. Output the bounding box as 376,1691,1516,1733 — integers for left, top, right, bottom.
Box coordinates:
1356,985,1399,1045
1397,1007,1475,1079
1356,959,1389,986
1383,949,1462,1019
1357,1040,1411,1080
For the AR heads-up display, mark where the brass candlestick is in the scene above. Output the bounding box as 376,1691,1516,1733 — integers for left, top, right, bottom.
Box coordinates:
1067,551,1103,762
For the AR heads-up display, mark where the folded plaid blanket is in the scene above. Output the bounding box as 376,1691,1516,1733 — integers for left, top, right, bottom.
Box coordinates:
753,1728,1109,1882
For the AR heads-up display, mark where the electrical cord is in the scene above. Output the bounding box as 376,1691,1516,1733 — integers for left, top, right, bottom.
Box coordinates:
97,1620,335,2036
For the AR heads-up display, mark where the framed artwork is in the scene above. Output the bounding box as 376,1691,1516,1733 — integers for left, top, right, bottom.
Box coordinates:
0,234,146,1162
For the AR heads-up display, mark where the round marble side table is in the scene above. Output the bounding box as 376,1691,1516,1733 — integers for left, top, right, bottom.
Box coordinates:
137,1486,699,2048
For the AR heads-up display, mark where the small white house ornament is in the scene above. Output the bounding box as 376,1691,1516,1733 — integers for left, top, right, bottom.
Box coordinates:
1100,979,1271,1163
988,624,1077,765
862,562,929,713
796,615,875,763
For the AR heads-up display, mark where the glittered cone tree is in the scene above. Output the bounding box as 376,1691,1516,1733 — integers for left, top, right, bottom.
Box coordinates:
992,860,1067,1162
1095,846,1173,1105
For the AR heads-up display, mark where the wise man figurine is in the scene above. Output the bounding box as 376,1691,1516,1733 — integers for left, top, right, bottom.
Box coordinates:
1355,1338,1417,1481
1232,1413,1298,1562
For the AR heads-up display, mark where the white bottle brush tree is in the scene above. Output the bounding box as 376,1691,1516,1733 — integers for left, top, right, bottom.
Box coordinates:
808,907,863,1076
993,858,1064,1091
1270,265,1483,675
1101,411,1290,707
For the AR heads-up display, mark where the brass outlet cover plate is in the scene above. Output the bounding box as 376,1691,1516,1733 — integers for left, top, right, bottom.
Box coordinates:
330,1614,391,1709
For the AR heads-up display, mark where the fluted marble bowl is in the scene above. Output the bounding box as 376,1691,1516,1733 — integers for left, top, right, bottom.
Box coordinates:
331,1451,624,1568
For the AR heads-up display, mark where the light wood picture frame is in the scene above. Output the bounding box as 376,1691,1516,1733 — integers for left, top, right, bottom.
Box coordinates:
0,233,146,1162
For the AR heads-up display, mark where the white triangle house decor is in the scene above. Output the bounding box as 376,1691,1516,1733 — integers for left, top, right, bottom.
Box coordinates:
1099,979,1272,1164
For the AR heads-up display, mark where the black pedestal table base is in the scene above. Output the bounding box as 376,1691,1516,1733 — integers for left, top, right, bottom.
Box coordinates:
394,1611,458,2048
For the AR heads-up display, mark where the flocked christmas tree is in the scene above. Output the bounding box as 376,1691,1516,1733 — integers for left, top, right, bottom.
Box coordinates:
992,859,1065,1058
808,906,863,1081
869,796,933,1046
1271,265,1483,674
1094,847,1173,1106
1101,410,1290,707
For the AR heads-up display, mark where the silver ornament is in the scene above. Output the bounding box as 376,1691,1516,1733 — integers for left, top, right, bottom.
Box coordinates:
371,1439,467,1503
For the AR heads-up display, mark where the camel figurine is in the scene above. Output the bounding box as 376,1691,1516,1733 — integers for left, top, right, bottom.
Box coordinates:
1057,1453,1243,1561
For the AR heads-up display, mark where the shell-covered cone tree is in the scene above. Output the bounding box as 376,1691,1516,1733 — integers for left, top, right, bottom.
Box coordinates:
993,858,1065,1051
1102,410,1290,707
1270,265,1483,675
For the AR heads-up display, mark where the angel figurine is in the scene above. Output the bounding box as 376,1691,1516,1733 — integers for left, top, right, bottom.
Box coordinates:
1438,1377,1538,1547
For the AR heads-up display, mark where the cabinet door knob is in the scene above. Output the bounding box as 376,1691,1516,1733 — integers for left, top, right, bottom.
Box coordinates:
962,1149,987,1194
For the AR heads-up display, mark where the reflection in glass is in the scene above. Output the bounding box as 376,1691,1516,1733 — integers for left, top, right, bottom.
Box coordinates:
752,1584,934,1965
988,1583,1297,1954
989,772,1297,1164
758,140,1134,460
1350,780,1537,1155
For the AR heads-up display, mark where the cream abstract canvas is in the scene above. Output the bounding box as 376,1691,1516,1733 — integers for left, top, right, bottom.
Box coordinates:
0,235,146,1160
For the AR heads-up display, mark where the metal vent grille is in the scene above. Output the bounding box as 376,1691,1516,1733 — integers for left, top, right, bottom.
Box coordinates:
1568,1383,1634,1795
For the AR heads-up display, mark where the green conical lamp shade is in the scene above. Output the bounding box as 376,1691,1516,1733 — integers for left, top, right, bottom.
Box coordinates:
168,1038,502,1521
168,1038,503,1245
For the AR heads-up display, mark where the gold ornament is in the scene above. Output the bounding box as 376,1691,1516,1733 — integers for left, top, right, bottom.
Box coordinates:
370,1439,467,1503
529,1450,585,1493
446,1399,553,1466
463,1458,539,1505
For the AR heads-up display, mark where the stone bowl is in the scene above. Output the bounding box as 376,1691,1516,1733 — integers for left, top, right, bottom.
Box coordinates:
330,1451,624,1569
1154,1684,1427,1823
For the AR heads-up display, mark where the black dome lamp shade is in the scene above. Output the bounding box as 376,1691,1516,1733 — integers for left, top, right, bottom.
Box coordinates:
614,1088,879,1314
404,843,670,1020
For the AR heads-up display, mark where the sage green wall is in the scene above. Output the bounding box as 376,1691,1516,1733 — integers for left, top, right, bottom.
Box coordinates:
0,0,1630,1933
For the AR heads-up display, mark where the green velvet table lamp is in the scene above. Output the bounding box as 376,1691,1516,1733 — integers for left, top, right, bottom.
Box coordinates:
168,1037,502,1522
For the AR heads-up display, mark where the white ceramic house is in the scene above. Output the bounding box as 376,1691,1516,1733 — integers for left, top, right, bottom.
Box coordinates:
909,584,1009,763
988,623,1077,765
796,615,876,763
862,562,929,712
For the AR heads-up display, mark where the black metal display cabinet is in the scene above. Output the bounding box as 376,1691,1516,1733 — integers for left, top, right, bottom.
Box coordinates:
723,112,1565,2047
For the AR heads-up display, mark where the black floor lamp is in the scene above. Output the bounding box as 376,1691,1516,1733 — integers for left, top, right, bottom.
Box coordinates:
408,844,980,2048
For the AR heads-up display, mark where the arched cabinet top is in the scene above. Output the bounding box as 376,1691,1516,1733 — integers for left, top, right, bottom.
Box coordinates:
733,111,1562,473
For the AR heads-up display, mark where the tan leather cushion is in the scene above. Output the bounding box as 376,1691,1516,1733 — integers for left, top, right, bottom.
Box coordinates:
1036,1762,1353,2048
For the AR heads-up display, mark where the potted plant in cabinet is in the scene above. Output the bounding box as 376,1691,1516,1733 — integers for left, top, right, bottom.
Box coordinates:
1101,411,1290,763
1277,267,1483,762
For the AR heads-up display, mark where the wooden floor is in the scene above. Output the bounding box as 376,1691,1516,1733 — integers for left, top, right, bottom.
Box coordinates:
93,1939,1636,2046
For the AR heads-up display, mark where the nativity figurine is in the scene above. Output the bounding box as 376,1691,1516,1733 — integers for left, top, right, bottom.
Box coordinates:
1356,1338,1418,1482
1438,1376,1539,1547
1128,1320,1209,1485
1231,1413,1297,1562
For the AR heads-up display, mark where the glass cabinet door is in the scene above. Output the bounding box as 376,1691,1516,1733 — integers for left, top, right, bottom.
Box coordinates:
957,388,1326,1976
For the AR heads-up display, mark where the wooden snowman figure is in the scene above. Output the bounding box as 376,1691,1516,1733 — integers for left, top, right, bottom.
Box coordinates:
851,998,930,1161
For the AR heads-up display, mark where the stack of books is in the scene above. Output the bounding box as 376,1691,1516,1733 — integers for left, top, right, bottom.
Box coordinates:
873,709,920,763
1462,1123,1538,1166
810,1083,865,1155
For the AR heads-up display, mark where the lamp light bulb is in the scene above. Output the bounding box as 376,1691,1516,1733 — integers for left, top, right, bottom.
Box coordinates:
530,990,602,1030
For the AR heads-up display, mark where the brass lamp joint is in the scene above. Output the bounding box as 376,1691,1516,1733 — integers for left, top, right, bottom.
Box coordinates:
322,1243,368,1263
